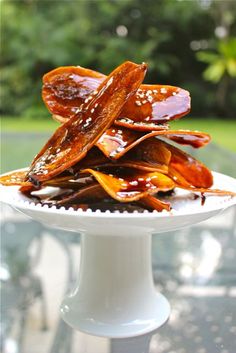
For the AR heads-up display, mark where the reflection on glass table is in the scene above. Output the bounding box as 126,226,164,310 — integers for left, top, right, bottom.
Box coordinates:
0,139,236,353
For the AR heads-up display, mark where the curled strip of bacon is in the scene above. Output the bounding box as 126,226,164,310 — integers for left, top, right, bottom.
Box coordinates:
42,66,190,130
33,181,171,212
138,195,171,211
27,61,147,183
164,140,213,188
0,170,31,186
97,127,211,159
71,141,171,174
80,169,175,203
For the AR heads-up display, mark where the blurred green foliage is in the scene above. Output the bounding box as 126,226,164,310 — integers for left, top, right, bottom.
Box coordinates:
1,0,236,118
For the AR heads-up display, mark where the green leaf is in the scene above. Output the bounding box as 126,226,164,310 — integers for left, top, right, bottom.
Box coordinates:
203,60,226,83
226,58,236,77
196,51,220,64
218,38,236,59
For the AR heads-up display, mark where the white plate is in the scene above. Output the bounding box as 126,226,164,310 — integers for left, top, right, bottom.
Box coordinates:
1,170,235,235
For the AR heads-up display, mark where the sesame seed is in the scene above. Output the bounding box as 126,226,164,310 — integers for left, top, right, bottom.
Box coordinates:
153,89,158,93
129,181,138,186
138,177,144,181
91,108,95,113
173,91,177,95
142,100,147,104
160,88,167,94
137,93,144,98
135,101,141,106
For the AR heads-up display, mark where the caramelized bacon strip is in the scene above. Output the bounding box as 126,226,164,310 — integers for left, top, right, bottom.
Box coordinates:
39,182,170,212
117,84,190,129
138,195,171,211
81,169,175,202
97,127,210,159
27,61,147,183
0,170,31,186
162,140,214,188
70,144,170,175
42,66,190,130
41,183,107,206
112,137,213,189
168,167,236,196
43,66,105,119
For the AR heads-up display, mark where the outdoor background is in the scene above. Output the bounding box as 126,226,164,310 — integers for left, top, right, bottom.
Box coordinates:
1,0,236,171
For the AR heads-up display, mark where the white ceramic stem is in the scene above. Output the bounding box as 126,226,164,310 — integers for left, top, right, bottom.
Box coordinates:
61,231,170,338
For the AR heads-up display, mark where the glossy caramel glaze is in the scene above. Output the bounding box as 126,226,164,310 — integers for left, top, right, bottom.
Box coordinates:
27,61,147,183
163,141,214,188
138,194,171,211
0,170,31,186
43,66,105,119
81,168,175,202
97,127,210,159
70,143,170,175
42,66,190,130
41,183,107,206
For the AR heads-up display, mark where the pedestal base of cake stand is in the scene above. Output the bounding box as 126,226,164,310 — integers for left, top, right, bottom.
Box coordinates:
60,231,170,338
1,171,235,338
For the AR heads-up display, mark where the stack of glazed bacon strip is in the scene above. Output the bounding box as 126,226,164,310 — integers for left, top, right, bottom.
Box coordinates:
1,61,235,212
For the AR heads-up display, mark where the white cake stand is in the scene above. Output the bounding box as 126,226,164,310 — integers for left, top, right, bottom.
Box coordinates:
1,171,235,338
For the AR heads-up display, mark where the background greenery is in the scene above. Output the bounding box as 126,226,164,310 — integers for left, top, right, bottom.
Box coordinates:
1,0,236,151
1,0,236,118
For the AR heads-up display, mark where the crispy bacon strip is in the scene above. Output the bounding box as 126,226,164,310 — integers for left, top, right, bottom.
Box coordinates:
138,195,171,211
81,169,175,202
71,143,170,175
42,66,190,130
38,182,170,212
43,66,105,118
97,127,210,159
110,137,213,189
117,84,190,128
168,167,236,195
162,140,214,188
41,183,107,206
27,61,147,183
0,170,31,186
